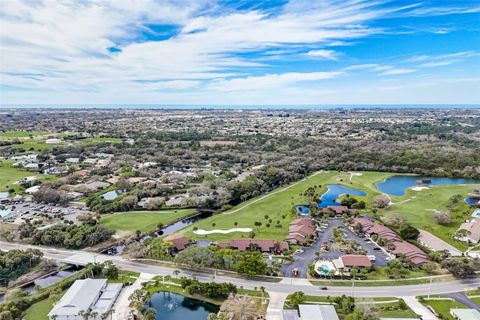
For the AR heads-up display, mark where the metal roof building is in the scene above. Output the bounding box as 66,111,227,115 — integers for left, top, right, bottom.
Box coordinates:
48,278,122,320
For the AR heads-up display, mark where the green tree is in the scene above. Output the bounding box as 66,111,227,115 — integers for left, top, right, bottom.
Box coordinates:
289,291,306,308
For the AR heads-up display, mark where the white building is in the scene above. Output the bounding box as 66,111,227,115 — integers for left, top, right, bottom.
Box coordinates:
48,279,122,320
46,138,62,144
282,304,339,320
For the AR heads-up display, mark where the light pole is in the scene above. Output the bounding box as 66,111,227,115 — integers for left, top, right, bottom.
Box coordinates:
351,278,355,297
427,276,433,299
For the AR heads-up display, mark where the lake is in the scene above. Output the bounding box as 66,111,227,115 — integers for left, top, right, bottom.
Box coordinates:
146,292,219,320
377,176,480,196
319,184,366,208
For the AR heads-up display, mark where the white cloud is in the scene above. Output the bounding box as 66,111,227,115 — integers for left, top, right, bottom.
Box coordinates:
305,49,339,60
381,68,417,75
209,71,343,92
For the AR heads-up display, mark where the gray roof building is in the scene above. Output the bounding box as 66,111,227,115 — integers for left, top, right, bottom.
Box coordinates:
282,304,339,320
48,279,122,320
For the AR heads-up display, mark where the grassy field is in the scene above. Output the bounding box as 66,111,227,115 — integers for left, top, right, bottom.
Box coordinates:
175,169,478,249
177,171,391,241
385,183,479,251
421,298,466,320
0,130,48,138
0,131,121,153
23,290,66,320
100,209,197,233
0,160,55,193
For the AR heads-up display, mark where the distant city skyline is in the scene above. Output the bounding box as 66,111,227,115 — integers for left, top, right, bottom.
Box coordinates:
1,0,480,105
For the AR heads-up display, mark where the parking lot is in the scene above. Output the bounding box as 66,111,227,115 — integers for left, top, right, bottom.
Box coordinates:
4,200,88,224
282,218,389,278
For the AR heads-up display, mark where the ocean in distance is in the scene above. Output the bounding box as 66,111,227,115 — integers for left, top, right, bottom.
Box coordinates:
1,104,479,110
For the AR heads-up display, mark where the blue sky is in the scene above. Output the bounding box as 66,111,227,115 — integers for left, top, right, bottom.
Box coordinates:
1,0,479,105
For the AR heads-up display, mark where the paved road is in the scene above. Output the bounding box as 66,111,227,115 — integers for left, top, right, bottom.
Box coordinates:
447,292,480,310
282,218,388,277
2,241,480,298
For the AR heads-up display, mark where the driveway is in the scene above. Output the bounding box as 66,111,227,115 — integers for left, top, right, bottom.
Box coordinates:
401,296,438,320
282,218,388,278
113,272,155,320
447,292,480,311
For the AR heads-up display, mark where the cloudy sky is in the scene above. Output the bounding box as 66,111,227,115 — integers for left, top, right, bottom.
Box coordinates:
1,0,479,105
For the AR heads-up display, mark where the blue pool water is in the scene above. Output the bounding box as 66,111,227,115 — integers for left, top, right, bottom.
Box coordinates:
147,292,218,320
377,176,480,196
318,264,330,276
319,184,366,208
466,197,480,207
296,205,310,216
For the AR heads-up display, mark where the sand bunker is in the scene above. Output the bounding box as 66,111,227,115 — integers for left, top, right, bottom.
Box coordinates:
194,228,253,235
411,186,429,191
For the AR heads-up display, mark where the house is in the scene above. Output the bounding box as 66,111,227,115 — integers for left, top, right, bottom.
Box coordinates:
450,308,480,320
350,217,428,266
0,209,17,222
316,255,372,276
282,304,339,320
25,185,41,194
164,235,190,251
338,254,372,269
286,218,317,245
456,218,480,244
45,138,61,144
217,238,289,254
326,205,349,214
48,279,122,320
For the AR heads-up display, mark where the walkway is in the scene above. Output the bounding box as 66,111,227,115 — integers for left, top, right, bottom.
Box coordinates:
401,296,439,320
266,291,289,320
113,272,155,320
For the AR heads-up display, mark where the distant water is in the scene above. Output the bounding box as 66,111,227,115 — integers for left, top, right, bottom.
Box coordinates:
1,104,479,110
377,176,480,196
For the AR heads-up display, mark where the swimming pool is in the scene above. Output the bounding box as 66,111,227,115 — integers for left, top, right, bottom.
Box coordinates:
296,205,310,216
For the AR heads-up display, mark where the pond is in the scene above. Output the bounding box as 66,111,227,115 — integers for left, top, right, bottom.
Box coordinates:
100,189,125,200
319,184,366,208
146,292,219,320
158,211,214,236
376,176,480,196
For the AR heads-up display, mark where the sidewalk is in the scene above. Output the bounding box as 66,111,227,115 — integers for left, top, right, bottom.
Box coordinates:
401,296,439,320
266,291,289,320
113,272,155,320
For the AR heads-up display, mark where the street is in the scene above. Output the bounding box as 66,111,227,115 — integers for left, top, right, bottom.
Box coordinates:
2,241,480,298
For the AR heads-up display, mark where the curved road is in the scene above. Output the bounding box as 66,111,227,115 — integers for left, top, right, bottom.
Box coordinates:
1,241,479,298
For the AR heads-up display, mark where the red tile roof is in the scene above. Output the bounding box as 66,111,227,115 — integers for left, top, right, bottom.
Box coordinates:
341,255,372,267
164,235,189,250
218,238,288,252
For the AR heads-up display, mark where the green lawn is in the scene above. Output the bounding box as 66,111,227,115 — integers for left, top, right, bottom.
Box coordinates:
100,209,197,233
285,295,417,319
23,291,65,320
0,160,55,193
384,183,479,251
421,298,466,320
177,171,391,241
0,130,48,138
